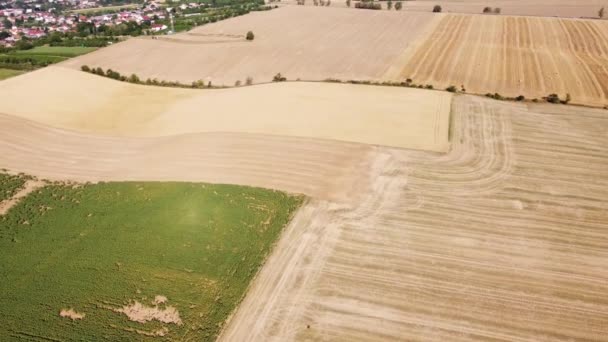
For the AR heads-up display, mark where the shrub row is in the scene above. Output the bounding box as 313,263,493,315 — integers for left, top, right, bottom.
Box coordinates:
81,65,229,88
78,66,580,107
486,92,571,104
355,1,381,10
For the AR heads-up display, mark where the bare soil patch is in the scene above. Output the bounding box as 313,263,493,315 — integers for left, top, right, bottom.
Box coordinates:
59,308,85,320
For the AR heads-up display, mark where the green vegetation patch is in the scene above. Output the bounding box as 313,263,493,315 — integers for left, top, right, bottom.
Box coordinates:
14,46,98,58
0,179,303,341
0,68,26,81
0,172,30,201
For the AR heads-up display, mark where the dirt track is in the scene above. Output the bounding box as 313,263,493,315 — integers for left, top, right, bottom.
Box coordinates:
60,6,440,85
2,94,607,340
394,14,608,106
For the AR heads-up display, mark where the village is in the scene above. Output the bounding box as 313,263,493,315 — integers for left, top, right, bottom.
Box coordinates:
0,0,214,46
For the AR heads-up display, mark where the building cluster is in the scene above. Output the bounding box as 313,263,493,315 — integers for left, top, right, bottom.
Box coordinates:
0,0,191,46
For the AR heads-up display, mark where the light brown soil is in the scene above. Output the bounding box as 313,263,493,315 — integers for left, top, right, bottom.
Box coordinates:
1,90,607,339
59,309,85,320
218,95,608,341
394,14,608,107
116,301,182,325
0,66,451,152
60,6,440,85
397,0,607,18
279,0,606,17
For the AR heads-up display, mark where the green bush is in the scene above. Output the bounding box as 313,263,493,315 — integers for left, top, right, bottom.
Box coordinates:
433,5,442,12
246,31,255,40
81,65,90,72
446,85,457,92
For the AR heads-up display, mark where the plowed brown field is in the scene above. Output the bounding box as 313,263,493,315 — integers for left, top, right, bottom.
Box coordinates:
2,93,607,340
394,14,608,106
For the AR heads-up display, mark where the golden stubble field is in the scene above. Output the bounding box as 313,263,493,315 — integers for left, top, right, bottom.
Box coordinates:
1,93,607,340
0,66,451,151
393,14,608,106
396,0,607,18
61,6,441,86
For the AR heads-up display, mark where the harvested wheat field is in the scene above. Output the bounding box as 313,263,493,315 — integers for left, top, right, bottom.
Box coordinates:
219,95,608,341
397,0,607,18
0,66,451,151
2,90,608,340
60,6,440,85
393,14,608,106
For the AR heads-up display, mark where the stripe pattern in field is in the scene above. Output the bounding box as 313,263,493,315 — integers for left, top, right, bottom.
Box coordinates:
219,95,608,341
396,14,608,106
61,6,440,86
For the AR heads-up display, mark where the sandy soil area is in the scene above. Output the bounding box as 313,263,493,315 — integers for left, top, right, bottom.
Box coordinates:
0,66,451,151
1,93,607,340
60,6,440,85
393,14,608,107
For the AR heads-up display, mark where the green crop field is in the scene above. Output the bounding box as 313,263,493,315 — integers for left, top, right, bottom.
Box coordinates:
0,178,303,341
0,68,26,81
0,172,29,201
15,46,98,58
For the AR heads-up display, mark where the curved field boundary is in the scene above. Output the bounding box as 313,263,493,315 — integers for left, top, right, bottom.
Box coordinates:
219,95,608,341
0,66,452,152
0,113,374,201
397,14,608,107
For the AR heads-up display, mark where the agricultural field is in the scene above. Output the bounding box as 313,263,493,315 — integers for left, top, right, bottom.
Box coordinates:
0,176,302,340
394,14,608,106
0,66,452,151
219,95,608,341
395,0,607,18
0,68,25,80
15,46,99,58
1,92,607,341
60,6,441,85
0,172,29,202
1,3,608,341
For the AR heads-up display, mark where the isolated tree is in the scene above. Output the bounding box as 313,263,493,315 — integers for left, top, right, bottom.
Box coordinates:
600,7,605,19
493,7,501,14
394,1,402,10
246,76,253,85
433,5,442,12
246,31,254,40
346,0,351,7
483,6,491,13
326,0,331,6
387,0,392,10
80,65,91,72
